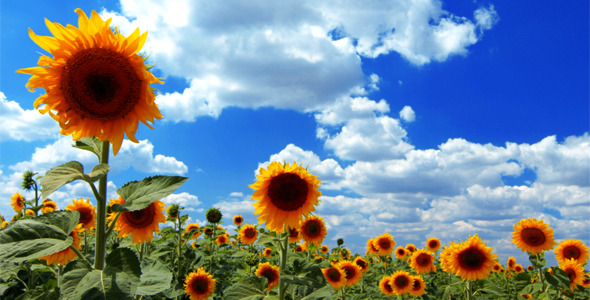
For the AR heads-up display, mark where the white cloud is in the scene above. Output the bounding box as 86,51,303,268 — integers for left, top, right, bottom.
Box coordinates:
161,192,201,208
0,92,59,142
399,105,416,122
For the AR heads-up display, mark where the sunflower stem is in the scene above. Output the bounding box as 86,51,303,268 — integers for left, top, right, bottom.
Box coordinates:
278,227,289,300
71,244,89,264
465,280,472,300
535,253,547,291
105,212,121,239
176,217,183,287
94,141,110,270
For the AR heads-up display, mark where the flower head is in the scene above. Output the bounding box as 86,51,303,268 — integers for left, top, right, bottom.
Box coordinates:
560,258,585,291
409,249,435,274
107,197,167,243
39,226,82,265
395,246,408,260
390,270,413,295
184,268,216,300
373,233,395,256
233,215,243,226
166,204,180,219
239,224,258,245
299,215,327,246
379,276,395,295
555,239,589,266
288,226,300,243
512,218,556,254
336,260,362,287
426,237,441,252
255,262,280,291
66,198,96,231
205,207,222,223
10,192,25,212
353,256,369,273
448,235,497,281
41,200,58,213
185,223,201,239
409,275,426,297
322,265,346,290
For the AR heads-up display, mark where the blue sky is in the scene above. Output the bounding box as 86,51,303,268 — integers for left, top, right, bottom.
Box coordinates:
1,0,588,267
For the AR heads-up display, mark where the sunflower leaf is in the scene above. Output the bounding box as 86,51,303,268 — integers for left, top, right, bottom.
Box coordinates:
113,176,188,212
223,276,267,300
73,137,103,160
39,161,108,199
33,210,80,234
84,163,109,183
300,285,333,300
0,219,73,262
135,260,173,296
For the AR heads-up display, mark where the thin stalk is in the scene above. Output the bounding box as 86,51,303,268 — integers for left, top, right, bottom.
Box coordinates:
535,253,546,291
177,217,183,286
278,227,289,300
105,212,121,239
139,242,145,261
94,141,110,270
466,280,472,300
70,245,89,263
34,182,39,216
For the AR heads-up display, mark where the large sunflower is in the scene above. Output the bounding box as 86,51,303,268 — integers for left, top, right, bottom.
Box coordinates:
39,226,82,265
449,235,497,281
554,239,589,266
249,162,321,233
322,265,346,290
390,270,413,295
512,218,556,254
336,260,363,287
17,9,163,155
299,215,327,246
66,197,96,231
559,258,585,291
10,192,25,212
239,224,258,245
184,268,216,300
409,249,435,274
255,262,280,291
378,276,395,295
107,197,166,243
373,233,395,256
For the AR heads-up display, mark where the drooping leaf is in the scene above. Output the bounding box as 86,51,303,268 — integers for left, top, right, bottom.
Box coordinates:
135,260,173,296
0,261,20,281
39,161,108,199
0,219,73,262
113,176,188,212
73,137,103,160
223,276,268,300
544,268,571,289
33,211,80,235
300,285,333,300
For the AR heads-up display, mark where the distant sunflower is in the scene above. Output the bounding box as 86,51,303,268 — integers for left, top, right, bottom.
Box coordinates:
233,215,244,226
255,262,280,291
554,239,589,266
166,204,179,219
408,275,426,297
66,198,96,231
184,268,216,300
426,237,441,252
353,256,369,273
299,215,327,245
107,197,167,243
336,260,362,287
250,162,321,233
39,226,82,265
263,247,272,257
406,244,417,253
320,245,329,254
373,233,395,256
395,246,407,260
507,256,516,270
17,9,163,155
390,270,413,295
582,273,590,288
366,238,379,255
216,233,229,245
512,218,555,254
560,258,585,291
409,249,435,274
185,223,201,239
41,200,58,213
492,262,502,272
449,235,497,281
238,224,258,245
514,264,524,273
288,226,301,243
322,265,346,290
379,276,395,295
0,221,9,228
10,192,25,212
25,209,35,216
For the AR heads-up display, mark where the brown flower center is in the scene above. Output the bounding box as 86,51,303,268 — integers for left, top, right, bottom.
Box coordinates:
396,248,406,256
62,48,142,121
192,277,209,294
245,227,257,238
355,259,367,269
122,203,155,228
521,228,546,246
341,265,357,280
458,247,486,270
377,238,392,250
565,267,577,281
304,220,321,237
393,275,410,288
267,173,309,211
261,267,278,283
327,268,342,282
416,253,432,267
77,207,94,226
412,279,422,291
428,240,439,249
563,245,581,260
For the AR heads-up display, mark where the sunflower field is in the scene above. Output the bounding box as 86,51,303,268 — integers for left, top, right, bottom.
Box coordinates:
1,8,589,300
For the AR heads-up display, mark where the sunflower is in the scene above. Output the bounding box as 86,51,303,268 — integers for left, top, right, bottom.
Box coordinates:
390,270,413,295
353,256,369,273
560,258,585,290
512,218,556,254
41,200,58,213
107,197,166,243
492,262,502,272
299,215,327,246
395,246,407,260
439,242,459,273
322,265,346,290
0,221,9,228
288,226,300,243
514,264,524,273
555,239,589,266
582,273,590,288
216,233,229,245
10,192,25,212
507,256,516,270
336,260,362,287
366,238,379,255
409,249,435,274
238,224,258,245
408,275,426,297
17,9,163,155
25,209,35,216
39,226,82,265
319,245,329,254
233,215,244,226
166,204,180,219
250,162,321,233
378,276,395,296
426,237,441,252
373,233,395,256
406,244,417,253
448,235,497,281
255,262,280,291
263,247,272,257
185,223,201,239
184,268,216,300
66,197,96,231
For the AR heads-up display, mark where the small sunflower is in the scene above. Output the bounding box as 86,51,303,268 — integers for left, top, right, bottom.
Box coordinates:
395,246,407,260
514,264,524,273
373,233,395,256
288,226,300,243
353,256,369,273
25,209,35,216
319,245,329,254
17,9,163,155
299,215,327,246
166,204,180,219
107,197,167,244
10,192,25,212
41,200,58,213
184,268,216,300
216,233,229,245
185,223,201,239
492,262,502,272
0,221,9,228
582,273,590,288
408,275,426,297
449,235,497,281
39,226,82,265
507,256,516,270
560,258,585,291
336,260,363,287
205,207,222,224
250,162,321,233
255,262,280,291
512,218,556,254
554,239,589,266
322,265,346,290
426,237,441,252
379,276,395,295
238,224,258,245
366,238,379,255
406,244,417,253
233,215,244,226
409,249,435,274
390,270,413,295
263,247,272,257
66,198,96,231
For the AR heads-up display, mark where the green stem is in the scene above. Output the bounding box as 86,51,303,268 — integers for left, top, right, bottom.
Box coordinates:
70,245,89,263
177,217,183,286
105,212,121,239
278,227,289,300
466,280,472,300
34,182,39,216
94,141,110,270
536,253,546,291
139,242,145,261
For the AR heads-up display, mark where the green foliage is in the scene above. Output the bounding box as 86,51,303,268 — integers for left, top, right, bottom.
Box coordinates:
113,176,188,212
73,137,104,160
39,161,109,199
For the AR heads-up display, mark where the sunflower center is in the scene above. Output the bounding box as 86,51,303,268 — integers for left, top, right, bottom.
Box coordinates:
412,279,422,291
378,238,391,250
289,228,299,238
245,228,257,238
458,247,486,270
342,265,356,280
305,221,320,236
122,204,155,228
355,260,367,269
261,268,278,283
563,245,581,259
327,268,342,281
521,228,546,246
191,277,209,294
267,173,309,211
397,249,405,256
394,275,409,288
78,207,93,225
565,268,577,281
428,240,439,249
416,253,432,266
61,48,142,121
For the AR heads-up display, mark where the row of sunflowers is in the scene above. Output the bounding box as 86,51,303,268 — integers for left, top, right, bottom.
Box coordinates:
1,7,588,300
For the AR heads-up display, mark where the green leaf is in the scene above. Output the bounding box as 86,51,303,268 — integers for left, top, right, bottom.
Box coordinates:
529,252,546,269
61,248,141,300
33,211,80,234
0,261,20,281
300,285,333,300
73,137,103,160
513,272,532,291
255,231,278,247
545,268,571,289
0,219,73,262
113,176,188,212
224,276,267,300
39,161,108,199
135,260,173,296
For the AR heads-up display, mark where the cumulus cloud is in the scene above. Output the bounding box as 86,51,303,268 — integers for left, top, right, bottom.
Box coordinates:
399,106,416,122
0,92,59,142
161,192,201,208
